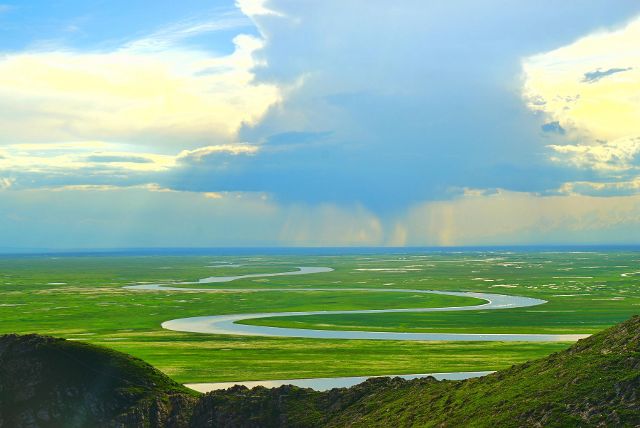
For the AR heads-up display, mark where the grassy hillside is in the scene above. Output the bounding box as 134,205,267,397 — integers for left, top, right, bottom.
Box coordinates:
0,311,638,427
193,315,640,427
0,334,197,428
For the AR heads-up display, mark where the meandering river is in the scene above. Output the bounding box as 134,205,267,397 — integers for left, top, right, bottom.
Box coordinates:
125,266,589,342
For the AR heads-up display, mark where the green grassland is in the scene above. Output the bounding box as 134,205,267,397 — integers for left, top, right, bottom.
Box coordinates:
0,251,638,383
243,251,640,334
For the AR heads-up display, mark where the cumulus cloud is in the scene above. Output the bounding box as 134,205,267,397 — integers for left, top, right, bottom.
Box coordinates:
236,0,283,17
0,31,279,147
86,155,154,164
177,144,260,162
3,0,638,209
523,16,640,143
558,177,640,196
0,143,176,178
3,1,640,248
230,0,640,209
548,137,640,172
0,141,263,190
523,14,640,196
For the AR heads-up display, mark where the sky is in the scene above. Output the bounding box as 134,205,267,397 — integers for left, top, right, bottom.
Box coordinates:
1,0,640,248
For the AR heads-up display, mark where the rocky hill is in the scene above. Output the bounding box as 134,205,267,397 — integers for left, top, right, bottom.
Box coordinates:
0,334,197,427
1,316,639,427
193,316,640,427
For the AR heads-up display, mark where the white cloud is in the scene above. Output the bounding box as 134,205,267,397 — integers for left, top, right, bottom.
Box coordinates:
522,15,640,194
0,142,176,175
41,183,174,193
177,143,259,161
0,33,280,146
0,141,261,185
235,0,283,17
548,136,640,172
523,16,640,143
523,16,640,157
558,177,640,196
203,192,224,199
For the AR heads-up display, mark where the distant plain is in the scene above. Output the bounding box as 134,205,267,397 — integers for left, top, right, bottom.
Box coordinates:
0,250,638,383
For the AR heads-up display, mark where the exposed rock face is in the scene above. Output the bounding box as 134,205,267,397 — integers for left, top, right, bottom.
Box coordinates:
1,316,639,427
0,334,197,428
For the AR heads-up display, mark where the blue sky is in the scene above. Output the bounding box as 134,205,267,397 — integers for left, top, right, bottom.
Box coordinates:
1,0,640,248
0,1,254,52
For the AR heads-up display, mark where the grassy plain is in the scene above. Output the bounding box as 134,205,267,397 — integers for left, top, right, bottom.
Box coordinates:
244,251,640,333
0,251,637,383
